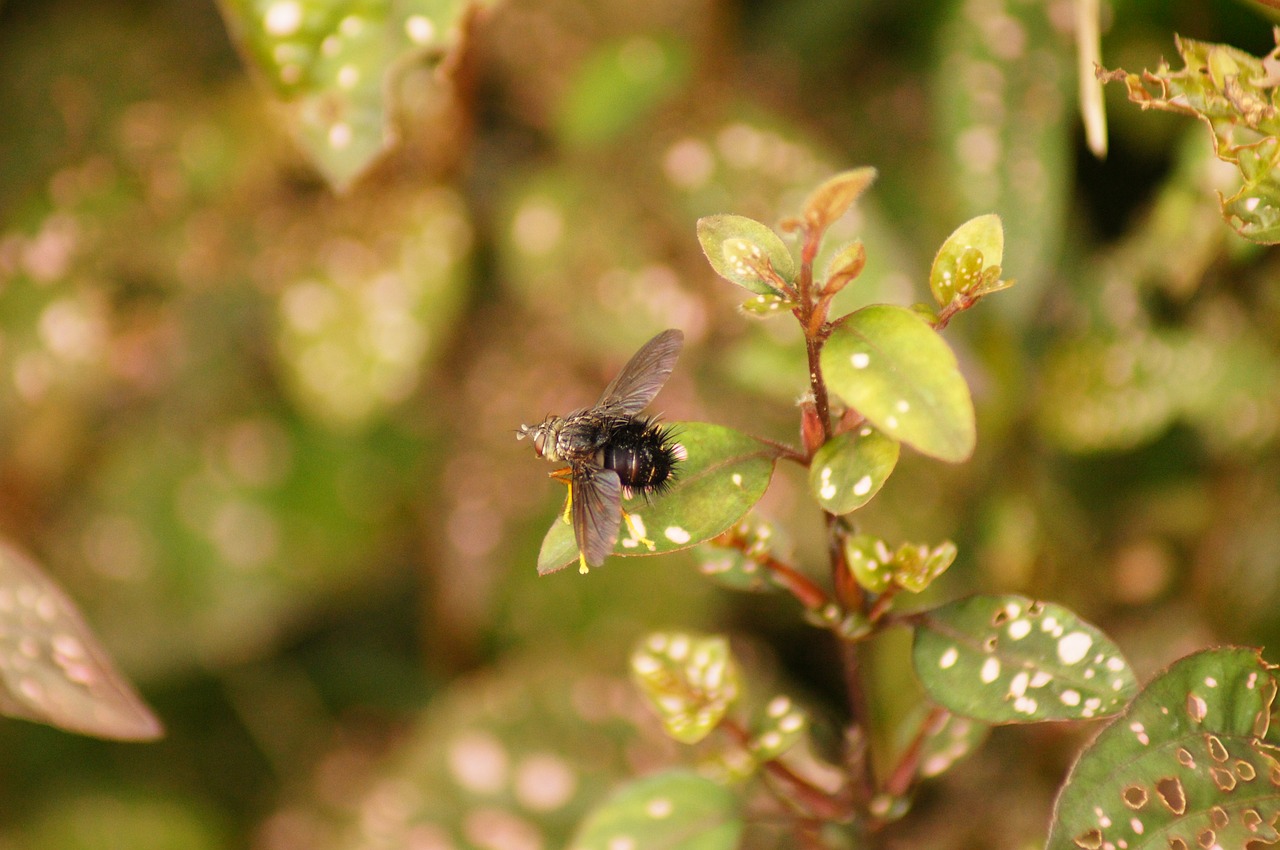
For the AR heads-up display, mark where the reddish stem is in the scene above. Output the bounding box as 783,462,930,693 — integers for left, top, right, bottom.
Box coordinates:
722,718,852,822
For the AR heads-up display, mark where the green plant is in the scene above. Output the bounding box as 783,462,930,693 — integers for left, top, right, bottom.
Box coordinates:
530,163,1280,848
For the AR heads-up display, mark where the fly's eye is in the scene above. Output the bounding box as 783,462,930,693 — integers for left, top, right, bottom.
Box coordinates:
532,431,546,456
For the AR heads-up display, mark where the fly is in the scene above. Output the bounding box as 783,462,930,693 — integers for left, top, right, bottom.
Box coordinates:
518,329,684,573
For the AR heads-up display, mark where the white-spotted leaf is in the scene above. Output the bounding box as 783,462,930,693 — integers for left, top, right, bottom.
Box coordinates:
929,214,1006,306
821,305,976,462
912,594,1136,724
695,518,781,593
1047,647,1280,850
749,694,809,761
696,214,796,296
219,0,479,189
631,632,740,745
0,542,162,741
537,422,780,574
808,426,898,514
569,769,743,850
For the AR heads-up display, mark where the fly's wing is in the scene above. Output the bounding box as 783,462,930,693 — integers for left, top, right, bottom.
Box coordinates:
572,465,623,567
594,329,684,416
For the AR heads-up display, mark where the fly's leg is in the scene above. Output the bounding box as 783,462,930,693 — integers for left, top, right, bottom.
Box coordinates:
621,509,656,552
549,467,574,523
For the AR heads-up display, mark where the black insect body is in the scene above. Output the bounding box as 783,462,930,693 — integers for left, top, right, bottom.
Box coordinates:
518,329,684,573
600,417,680,496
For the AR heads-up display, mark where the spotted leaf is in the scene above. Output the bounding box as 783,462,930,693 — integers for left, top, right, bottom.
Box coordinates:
696,214,796,296
569,769,743,850
893,706,989,780
821,305,976,462
694,518,783,593
808,426,898,514
929,214,1005,307
630,632,740,745
537,422,781,575
748,694,809,761
0,542,162,741
218,0,480,189
912,595,1136,724
1047,647,1280,850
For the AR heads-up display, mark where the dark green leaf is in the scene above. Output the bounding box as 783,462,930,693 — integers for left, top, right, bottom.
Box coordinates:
1047,647,1280,850
808,426,898,514
537,422,781,575
821,305,976,462
631,632,740,744
570,770,743,850
696,214,796,296
913,595,1136,723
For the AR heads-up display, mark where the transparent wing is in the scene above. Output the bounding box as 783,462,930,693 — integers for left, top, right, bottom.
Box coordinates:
0,542,163,740
595,329,684,416
572,466,623,567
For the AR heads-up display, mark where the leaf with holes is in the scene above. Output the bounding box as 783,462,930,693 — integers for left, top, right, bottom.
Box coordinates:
1047,647,1280,850
822,305,976,462
537,422,781,575
912,595,1136,724
218,0,480,189
696,214,796,296
0,542,162,741
631,632,740,745
569,769,743,850
808,426,898,514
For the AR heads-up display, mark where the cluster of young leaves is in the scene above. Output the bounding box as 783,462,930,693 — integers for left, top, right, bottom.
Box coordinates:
1100,31,1280,243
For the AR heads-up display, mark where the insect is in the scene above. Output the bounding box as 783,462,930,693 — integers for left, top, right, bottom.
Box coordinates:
518,329,684,573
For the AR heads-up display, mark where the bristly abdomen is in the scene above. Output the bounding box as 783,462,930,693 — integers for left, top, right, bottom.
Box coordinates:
600,417,680,497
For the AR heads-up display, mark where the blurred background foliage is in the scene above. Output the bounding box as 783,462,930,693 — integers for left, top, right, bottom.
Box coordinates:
1,0,1279,847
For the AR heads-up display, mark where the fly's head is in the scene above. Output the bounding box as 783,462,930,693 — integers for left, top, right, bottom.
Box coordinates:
517,416,565,462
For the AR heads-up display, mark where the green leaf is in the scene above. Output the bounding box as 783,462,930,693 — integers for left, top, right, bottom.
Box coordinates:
696,214,796,296
843,534,893,593
218,0,478,189
822,240,867,296
0,541,162,741
913,595,1137,724
808,426,898,514
570,770,743,850
748,694,808,761
738,292,796,319
821,305,976,462
537,422,781,575
891,540,957,593
802,167,877,234
694,518,781,593
631,633,740,744
929,214,1005,306
1047,647,1280,850
557,36,691,148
